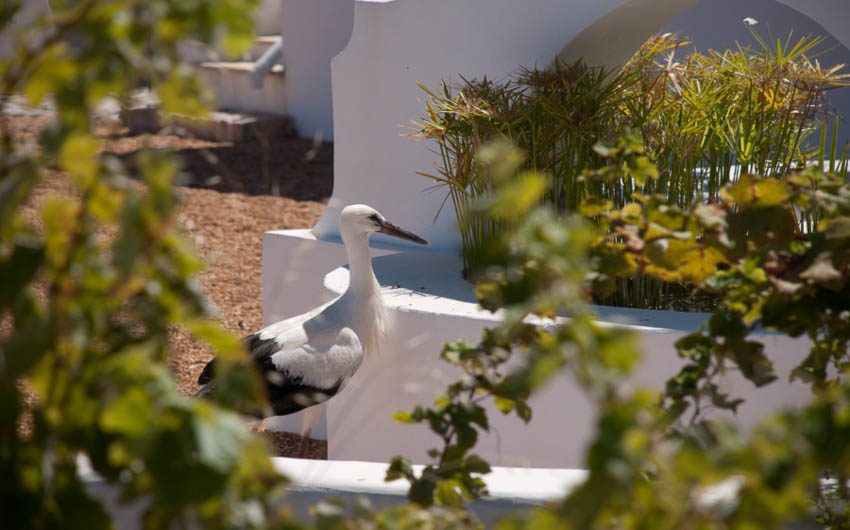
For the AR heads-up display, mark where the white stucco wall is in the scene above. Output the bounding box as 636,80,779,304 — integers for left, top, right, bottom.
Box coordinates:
321,252,813,467
776,0,850,51
280,0,355,140
308,0,850,249
557,0,700,68
316,0,650,251
277,0,850,143
263,0,850,466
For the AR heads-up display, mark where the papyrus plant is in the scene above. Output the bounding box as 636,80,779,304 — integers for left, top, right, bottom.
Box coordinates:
415,31,849,309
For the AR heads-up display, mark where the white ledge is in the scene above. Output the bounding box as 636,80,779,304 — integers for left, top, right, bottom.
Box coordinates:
79,455,586,501
274,457,587,503
77,455,587,528
323,249,710,334
266,231,811,467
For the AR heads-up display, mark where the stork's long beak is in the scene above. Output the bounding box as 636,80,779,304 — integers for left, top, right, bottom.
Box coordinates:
378,220,429,245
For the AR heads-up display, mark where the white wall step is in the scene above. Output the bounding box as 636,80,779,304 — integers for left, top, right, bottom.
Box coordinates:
179,35,282,64
198,61,287,116
123,104,293,143
200,61,284,74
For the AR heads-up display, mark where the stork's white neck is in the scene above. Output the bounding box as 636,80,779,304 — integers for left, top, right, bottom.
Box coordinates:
338,230,388,354
341,231,379,296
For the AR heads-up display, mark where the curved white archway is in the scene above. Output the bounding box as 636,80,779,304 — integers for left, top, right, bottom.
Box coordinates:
556,0,850,70
777,0,850,51
557,0,699,68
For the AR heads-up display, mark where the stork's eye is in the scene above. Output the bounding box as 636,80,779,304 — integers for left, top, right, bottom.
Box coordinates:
368,214,382,226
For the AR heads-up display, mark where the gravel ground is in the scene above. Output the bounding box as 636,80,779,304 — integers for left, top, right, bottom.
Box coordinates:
6,114,332,459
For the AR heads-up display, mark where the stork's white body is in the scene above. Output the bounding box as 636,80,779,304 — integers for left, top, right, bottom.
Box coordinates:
251,257,388,410
254,293,382,396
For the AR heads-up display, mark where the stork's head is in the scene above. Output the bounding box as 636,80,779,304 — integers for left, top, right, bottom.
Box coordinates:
339,204,429,245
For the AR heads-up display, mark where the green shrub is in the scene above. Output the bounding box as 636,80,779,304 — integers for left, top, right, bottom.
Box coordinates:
392,140,850,527
415,31,850,310
0,2,296,528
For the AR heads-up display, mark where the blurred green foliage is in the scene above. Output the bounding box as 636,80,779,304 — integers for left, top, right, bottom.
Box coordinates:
582,135,850,422
0,1,300,528
390,139,850,528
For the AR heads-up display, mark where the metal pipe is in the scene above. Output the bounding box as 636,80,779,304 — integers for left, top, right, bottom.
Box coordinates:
250,39,284,89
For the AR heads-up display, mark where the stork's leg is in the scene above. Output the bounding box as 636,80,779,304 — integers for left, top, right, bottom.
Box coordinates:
298,405,323,459
249,418,264,433
298,430,312,458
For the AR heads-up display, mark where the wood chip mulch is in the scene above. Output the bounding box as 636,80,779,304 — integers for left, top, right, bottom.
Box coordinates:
5,114,331,459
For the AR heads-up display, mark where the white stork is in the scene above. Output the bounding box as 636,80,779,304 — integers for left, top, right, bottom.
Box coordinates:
196,204,428,457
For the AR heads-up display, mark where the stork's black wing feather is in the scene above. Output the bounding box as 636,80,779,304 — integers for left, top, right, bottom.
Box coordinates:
246,333,343,416
197,358,216,385
196,332,342,417
196,333,277,385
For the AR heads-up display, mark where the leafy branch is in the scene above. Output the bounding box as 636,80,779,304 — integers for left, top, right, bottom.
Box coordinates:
392,137,850,527
0,2,300,528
